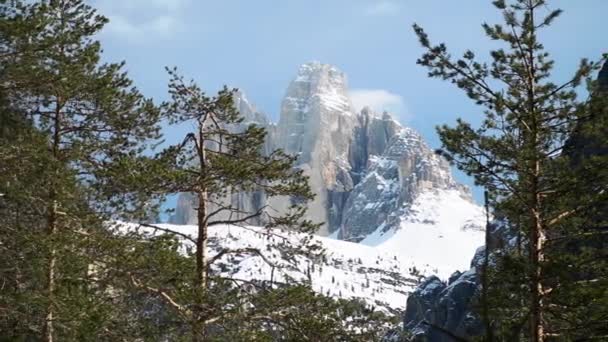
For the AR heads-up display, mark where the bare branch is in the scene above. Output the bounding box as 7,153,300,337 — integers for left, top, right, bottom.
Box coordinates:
207,205,267,227
128,273,191,319
136,223,196,244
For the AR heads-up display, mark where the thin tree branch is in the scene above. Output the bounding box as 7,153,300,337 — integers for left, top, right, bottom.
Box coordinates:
136,223,196,244
207,206,267,227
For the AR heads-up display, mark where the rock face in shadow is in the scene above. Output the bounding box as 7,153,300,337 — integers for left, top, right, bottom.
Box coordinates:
170,62,474,241
564,61,608,163
400,221,516,342
403,270,482,341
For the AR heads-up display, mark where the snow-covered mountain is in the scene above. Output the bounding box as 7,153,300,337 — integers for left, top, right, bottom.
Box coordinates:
167,62,486,309
132,195,483,312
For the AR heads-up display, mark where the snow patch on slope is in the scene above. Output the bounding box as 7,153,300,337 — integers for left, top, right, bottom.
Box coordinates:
120,190,483,311
360,189,485,278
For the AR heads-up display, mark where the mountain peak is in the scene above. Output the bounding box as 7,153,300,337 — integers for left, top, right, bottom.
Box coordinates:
174,62,479,243
295,61,344,78
291,62,349,100
232,90,268,125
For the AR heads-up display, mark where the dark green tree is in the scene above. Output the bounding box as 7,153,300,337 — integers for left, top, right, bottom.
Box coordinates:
0,0,162,340
545,61,608,339
413,0,606,340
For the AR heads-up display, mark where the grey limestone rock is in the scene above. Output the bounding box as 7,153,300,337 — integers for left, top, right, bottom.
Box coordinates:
274,62,360,234
338,123,470,242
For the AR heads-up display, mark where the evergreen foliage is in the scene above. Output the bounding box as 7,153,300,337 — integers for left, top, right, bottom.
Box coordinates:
110,67,355,341
0,1,394,340
413,0,607,340
1,0,161,339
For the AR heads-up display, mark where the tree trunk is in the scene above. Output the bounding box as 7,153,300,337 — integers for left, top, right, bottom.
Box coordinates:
529,207,545,342
482,191,493,341
192,193,209,342
192,120,209,342
43,200,57,342
43,99,62,342
527,3,544,339
195,191,208,293
525,3,544,340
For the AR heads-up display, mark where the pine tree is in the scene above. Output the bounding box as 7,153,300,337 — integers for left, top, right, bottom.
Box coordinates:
116,68,324,341
1,1,395,340
108,69,396,340
0,1,162,340
413,0,606,340
546,61,608,339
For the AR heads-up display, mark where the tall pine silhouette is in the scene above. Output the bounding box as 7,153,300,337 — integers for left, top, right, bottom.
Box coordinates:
414,0,607,340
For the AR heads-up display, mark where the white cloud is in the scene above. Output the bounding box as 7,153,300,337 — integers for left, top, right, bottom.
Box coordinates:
349,89,410,121
362,1,402,16
94,0,188,40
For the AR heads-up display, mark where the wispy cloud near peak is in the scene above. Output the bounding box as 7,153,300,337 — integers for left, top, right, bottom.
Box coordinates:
349,89,410,121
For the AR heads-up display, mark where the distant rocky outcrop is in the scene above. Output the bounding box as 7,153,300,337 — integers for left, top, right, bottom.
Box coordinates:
400,221,516,341
339,119,469,242
273,62,360,234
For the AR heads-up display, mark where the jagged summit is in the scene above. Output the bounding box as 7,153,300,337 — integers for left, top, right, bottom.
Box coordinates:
293,61,348,86
168,62,485,309
277,62,356,159
272,62,360,233
232,90,269,125
284,61,353,115
172,61,480,244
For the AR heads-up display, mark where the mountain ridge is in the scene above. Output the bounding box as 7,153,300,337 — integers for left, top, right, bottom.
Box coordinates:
170,61,481,244
164,62,487,314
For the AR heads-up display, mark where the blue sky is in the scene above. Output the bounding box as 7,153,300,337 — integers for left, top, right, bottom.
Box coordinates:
93,0,607,203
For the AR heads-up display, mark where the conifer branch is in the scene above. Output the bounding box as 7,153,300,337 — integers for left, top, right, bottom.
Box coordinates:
136,223,197,244
207,205,267,227
128,273,191,319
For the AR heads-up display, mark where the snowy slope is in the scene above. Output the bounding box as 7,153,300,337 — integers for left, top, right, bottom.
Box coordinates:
360,189,486,278
122,222,418,312
120,190,483,312
164,62,487,312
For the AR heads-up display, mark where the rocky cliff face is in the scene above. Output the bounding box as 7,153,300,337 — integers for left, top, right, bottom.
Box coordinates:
339,118,469,242
171,62,475,242
274,62,360,234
